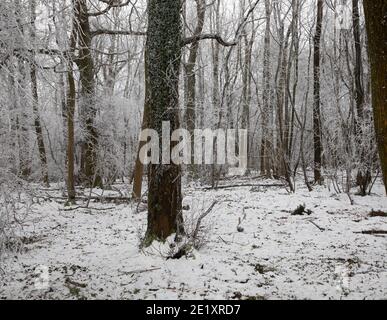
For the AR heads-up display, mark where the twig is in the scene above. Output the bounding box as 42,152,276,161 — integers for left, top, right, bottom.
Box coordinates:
59,206,115,212
192,201,218,240
119,267,161,276
308,220,326,232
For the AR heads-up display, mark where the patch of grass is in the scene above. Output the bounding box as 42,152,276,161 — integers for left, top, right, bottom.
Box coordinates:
133,288,140,294
67,285,80,297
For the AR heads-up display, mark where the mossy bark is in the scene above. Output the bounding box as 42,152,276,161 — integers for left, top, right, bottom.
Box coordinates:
144,0,184,244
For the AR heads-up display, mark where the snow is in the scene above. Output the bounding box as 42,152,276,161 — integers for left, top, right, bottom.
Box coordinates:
1,178,386,300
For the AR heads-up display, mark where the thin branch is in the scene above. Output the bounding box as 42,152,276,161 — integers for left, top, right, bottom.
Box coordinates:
91,29,146,37
88,0,131,17
183,34,237,47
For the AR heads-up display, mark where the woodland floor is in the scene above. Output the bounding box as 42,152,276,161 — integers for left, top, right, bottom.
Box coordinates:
1,176,387,300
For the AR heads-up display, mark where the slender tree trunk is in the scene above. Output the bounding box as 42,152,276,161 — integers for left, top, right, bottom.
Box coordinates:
353,0,370,194
363,0,387,194
132,57,150,200
76,0,102,188
66,0,79,203
14,0,31,180
144,0,184,245
313,0,324,184
30,0,49,187
66,67,76,202
211,0,221,187
242,19,254,171
260,0,272,177
184,0,206,177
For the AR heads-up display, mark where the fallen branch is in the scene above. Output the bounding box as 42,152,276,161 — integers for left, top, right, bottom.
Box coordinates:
202,183,285,191
65,278,87,288
354,230,387,235
119,267,161,276
41,195,131,203
308,220,326,232
59,206,116,212
368,210,387,218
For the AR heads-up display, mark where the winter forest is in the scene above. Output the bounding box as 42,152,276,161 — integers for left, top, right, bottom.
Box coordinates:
0,0,386,300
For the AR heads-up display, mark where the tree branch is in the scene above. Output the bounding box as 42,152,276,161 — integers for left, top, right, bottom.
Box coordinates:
88,0,132,17
183,33,237,47
91,29,146,38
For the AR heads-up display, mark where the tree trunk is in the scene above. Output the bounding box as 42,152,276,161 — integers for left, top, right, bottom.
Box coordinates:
76,0,102,188
313,0,324,184
353,0,371,195
363,0,387,194
242,14,254,171
30,0,49,187
66,66,76,203
144,0,184,245
184,0,206,177
14,0,31,180
260,0,272,177
132,57,150,200
65,0,79,203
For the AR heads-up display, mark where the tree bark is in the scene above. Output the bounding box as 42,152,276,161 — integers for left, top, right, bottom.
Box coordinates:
260,0,272,177
353,0,370,195
66,65,76,202
75,0,102,188
313,0,324,184
363,0,387,194
66,0,79,203
144,0,184,245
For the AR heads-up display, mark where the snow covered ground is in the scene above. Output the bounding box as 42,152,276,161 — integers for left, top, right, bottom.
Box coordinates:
1,178,386,300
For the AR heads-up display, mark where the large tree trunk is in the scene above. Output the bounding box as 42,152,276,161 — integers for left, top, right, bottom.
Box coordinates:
313,0,323,184
144,0,184,245
363,0,387,194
